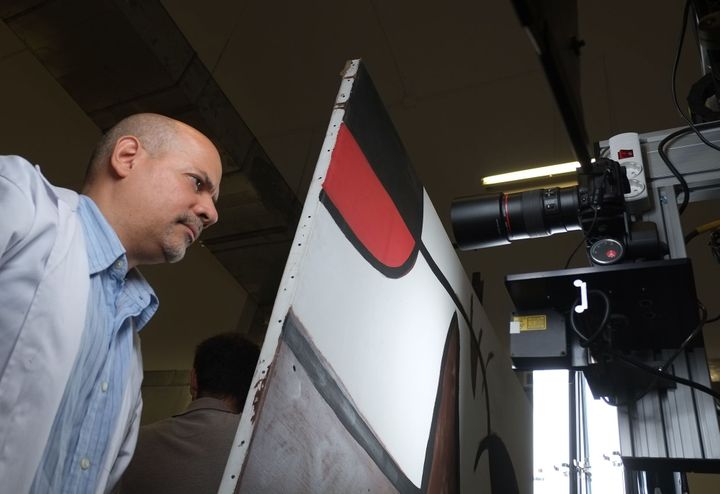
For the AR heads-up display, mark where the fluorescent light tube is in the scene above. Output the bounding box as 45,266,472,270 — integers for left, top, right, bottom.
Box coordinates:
482,161,582,186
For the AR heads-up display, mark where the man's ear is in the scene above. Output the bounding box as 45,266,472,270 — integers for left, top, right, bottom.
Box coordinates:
109,135,141,178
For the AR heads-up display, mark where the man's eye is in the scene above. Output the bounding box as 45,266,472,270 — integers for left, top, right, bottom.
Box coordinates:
191,176,202,191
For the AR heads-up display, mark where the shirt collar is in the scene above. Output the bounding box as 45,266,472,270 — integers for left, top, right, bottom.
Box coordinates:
77,195,159,331
175,397,238,417
77,195,128,276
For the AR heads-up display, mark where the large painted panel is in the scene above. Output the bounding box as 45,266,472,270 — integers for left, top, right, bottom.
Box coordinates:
220,60,532,494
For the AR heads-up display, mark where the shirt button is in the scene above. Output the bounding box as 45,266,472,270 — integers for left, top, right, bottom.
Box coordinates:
80,458,91,470
114,260,123,270
101,381,109,393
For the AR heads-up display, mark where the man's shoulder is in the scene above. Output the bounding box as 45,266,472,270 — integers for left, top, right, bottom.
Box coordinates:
0,155,79,208
138,415,175,434
137,405,240,442
0,155,40,187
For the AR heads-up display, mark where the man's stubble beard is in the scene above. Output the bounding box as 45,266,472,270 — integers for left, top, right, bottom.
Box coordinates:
161,214,203,263
160,225,190,263
161,234,188,263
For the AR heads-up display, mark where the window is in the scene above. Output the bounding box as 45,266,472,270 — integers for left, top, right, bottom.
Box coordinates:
533,370,624,494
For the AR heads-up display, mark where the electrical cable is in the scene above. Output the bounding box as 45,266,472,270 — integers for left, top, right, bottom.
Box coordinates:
657,121,720,214
569,290,611,347
614,351,720,402
599,347,658,408
568,290,653,408
711,228,720,262
666,1,720,213
672,0,720,152
659,302,707,373
658,127,695,214
684,218,720,243
599,299,715,408
564,206,599,269
586,298,714,408
672,1,695,123
564,165,615,269
600,361,658,408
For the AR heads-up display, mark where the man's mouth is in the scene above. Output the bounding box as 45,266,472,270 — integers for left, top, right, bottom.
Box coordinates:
181,222,201,243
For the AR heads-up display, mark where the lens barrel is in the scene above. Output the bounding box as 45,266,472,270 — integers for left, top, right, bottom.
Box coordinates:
451,187,582,250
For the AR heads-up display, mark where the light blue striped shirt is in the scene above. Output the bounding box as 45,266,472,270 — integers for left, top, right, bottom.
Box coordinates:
31,195,158,493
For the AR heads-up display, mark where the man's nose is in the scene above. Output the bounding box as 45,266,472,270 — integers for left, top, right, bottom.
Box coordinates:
195,195,219,228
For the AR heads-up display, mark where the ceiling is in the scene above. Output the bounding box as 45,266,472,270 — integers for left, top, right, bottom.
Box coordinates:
0,0,718,372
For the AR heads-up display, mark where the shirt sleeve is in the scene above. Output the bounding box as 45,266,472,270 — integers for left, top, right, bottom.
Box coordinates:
0,157,37,259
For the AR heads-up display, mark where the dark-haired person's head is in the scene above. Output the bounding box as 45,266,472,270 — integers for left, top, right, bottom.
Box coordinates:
190,333,260,413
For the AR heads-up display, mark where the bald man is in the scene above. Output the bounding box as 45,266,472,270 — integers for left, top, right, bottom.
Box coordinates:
0,114,222,493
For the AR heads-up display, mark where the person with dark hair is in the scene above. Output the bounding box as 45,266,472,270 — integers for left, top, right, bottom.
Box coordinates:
0,113,222,493
120,333,260,494
192,333,260,412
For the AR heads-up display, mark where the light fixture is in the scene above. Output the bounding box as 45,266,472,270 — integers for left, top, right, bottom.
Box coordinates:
482,161,582,186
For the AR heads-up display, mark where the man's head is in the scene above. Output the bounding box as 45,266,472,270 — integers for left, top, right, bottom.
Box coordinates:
190,333,260,413
82,113,222,268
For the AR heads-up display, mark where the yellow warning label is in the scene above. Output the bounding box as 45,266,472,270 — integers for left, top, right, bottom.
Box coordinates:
512,315,547,331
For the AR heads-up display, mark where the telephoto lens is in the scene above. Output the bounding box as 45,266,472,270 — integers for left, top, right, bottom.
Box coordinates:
451,186,581,250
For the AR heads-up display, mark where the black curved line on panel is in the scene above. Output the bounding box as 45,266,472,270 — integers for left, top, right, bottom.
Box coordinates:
474,433,520,494
320,191,420,279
